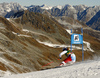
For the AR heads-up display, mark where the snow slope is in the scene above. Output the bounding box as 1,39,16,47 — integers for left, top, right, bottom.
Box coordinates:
1,58,100,78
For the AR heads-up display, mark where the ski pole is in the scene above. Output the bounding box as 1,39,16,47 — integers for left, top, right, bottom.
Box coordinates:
42,59,61,67
42,61,54,67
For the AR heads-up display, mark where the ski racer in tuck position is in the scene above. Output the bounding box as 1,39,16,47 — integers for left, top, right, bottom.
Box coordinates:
59,47,76,66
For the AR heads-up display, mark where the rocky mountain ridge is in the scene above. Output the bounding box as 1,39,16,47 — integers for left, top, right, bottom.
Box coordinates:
26,4,100,31
0,2,26,17
0,2,99,30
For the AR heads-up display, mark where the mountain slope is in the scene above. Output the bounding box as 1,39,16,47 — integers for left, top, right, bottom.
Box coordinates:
0,13,72,75
0,9,100,76
0,2,26,17
77,6,100,22
86,10,100,31
0,15,64,74
14,10,70,44
0,16,22,33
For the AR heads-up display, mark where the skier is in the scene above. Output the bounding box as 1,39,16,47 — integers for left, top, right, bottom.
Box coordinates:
59,47,76,66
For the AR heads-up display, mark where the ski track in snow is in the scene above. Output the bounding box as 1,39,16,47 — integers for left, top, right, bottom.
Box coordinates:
1,59,100,78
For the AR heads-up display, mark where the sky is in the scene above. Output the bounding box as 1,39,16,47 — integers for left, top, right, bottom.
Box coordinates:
0,0,100,6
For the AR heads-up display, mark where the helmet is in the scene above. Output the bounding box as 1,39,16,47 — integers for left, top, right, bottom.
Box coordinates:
62,47,67,51
62,47,70,51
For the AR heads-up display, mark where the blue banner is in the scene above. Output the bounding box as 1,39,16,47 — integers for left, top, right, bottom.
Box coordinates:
71,34,83,44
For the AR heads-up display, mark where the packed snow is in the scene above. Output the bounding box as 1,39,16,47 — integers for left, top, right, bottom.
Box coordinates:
1,58,100,78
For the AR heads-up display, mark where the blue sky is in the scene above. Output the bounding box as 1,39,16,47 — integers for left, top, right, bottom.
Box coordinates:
0,0,100,6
